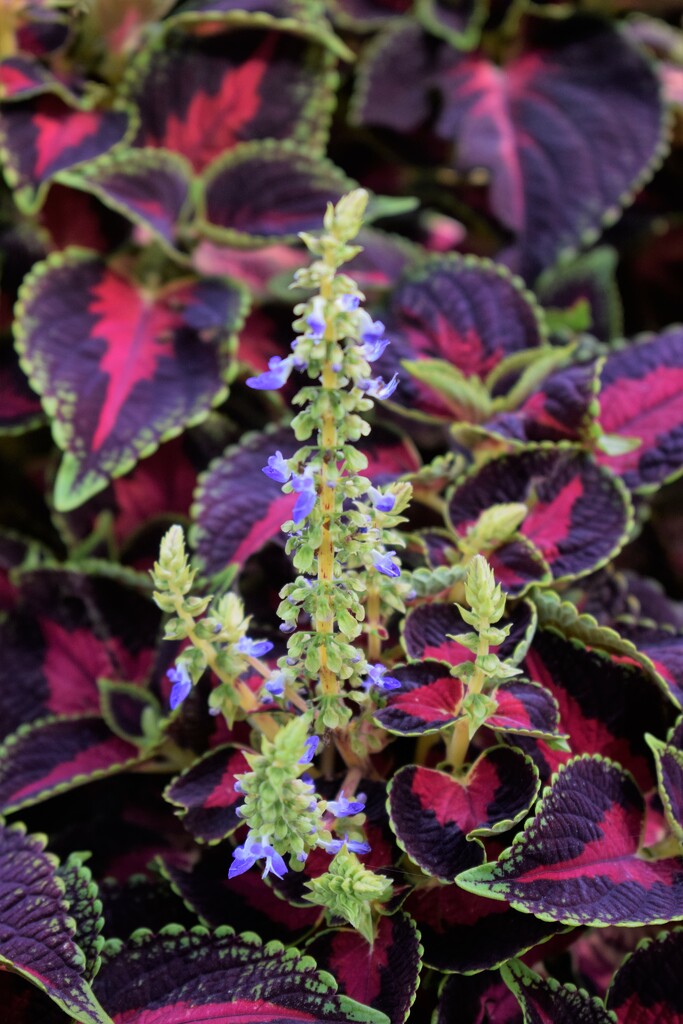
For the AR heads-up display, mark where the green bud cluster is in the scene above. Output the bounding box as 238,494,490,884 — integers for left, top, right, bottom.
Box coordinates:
235,715,330,868
304,847,393,944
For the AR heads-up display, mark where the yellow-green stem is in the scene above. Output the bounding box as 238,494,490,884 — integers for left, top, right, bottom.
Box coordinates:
366,584,381,662
446,632,489,771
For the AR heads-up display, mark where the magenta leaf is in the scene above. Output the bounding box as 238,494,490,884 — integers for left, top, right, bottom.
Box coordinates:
0,56,68,103
199,140,354,244
373,661,464,736
127,28,336,173
606,927,683,1022
596,327,683,493
501,960,615,1024
0,819,110,1023
164,743,251,844
93,925,391,1023
388,748,539,881
306,913,422,1024
402,599,536,666
447,445,632,581
15,251,248,510
614,619,683,709
487,680,564,743
457,755,683,926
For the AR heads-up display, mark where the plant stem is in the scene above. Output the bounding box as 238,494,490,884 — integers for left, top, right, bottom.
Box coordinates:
446,633,488,771
366,584,381,662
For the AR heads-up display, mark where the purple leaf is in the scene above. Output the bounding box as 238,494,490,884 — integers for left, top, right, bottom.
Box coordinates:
402,599,536,666
614,619,683,709
98,680,162,746
436,974,523,1024
457,755,683,926
501,960,616,1024
56,853,104,983
15,252,248,510
487,679,564,742
373,661,464,736
164,744,252,844
0,338,44,433
647,730,683,846
535,246,623,343
606,927,683,1022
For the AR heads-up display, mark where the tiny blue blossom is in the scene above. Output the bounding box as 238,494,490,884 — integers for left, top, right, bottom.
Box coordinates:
306,296,326,340
362,373,399,400
246,356,293,390
368,487,395,513
299,735,320,764
229,834,287,879
371,548,401,578
339,294,360,311
167,664,192,709
361,336,390,362
327,792,367,817
264,671,286,697
363,663,401,692
262,450,291,483
291,469,317,523
319,835,371,855
357,309,385,344
235,636,274,657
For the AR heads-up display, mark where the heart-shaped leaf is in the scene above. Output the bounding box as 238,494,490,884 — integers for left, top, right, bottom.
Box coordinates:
373,661,464,736
388,748,539,881
606,927,683,1023
93,925,390,1023
306,913,422,1024
164,743,251,843
487,680,564,742
15,251,248,510
458,755,683,926
501,960,616,1024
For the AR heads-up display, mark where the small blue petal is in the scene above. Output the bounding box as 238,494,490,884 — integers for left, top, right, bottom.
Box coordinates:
299,735,320,764
371,549,401,578
368,487,395,513
339,294,360,311
246,356,292,391
327,792,367,817
167,664,192,709
262,450,291,483
235,637,274,657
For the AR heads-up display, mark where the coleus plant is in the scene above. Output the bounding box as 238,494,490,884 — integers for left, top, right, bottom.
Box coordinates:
2,1,683,1022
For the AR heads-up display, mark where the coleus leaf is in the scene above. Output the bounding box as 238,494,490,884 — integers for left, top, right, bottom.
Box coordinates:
372,661,464,736
164,743,251,843
331,0,413,30
93,925,391,1023
486,680,565,743
0,56,71,104
199,140,354,245
606,927,683,1022
646,722,683,845
457,755,683,926
614,619,683,708
372,255,545,420
535,247,623,343
306,913,422,1024
56,853,105,983
126,27,336,173
0,819,110,1023
416,0,487,50
436,973,523,1024
596,327,683,493
388,747,539,881
402,598,536,667
0,92,131,213
99,874,198,940
0,970,73,1024
98,679,163,747
447,445,633,581
354,19,666,282
15,250,248,510
405,883,564,974
0,337,44,434
0,715,144,813
501,960,616,1024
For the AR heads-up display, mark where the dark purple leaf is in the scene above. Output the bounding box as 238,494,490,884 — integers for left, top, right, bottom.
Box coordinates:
613,619,683,709
93,925,389,1023
402,599,535,666
170,0,316,20
501,960,615,1024
596,328,683,492
16,252,248,510
487,679,564,742
535,247,623,343
373,661,464,736
418,0,487,49
388,748,539,881
15,4,71,56
164,744,251,843
457,755,683,926
0,56,65,102
606,927,683,1022
447,446,632,581
0,715,143,813
436,973,523,1024
406,883,564,974
306,914,422,1024
98,680,162,747
346,228,418,294
0,338,44,433
486,536,552,597
0,819,109,1023
0,971,72,1024
200,141,353,244
647,732,683,845
332,0,413,27
56,853,104,983
99,874,198,940
128,28,335,173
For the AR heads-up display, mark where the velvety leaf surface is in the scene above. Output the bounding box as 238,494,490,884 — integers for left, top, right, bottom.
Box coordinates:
647,734,683,844
373,661,464,736
596,328,683,492
0,715,143,812
524,627,672,790
457,755,683,926
355,19,665,281
127,28,334,173
535,247,623,343
487,680,564,742
613,619,683,708
374,256,544,419
402,599,535,667
0,819,109,1023
306,914,422,1024
606,927,683,1022
447,446,632,580
436,973,523,1024
501,960,616,1024
0,93,130,211
98,680,162,747
16,251,247,510
56,853,104,982
200,141,353,243
164,744,251,843
405,883,564,974
93,925,390,1022
388,748,539,880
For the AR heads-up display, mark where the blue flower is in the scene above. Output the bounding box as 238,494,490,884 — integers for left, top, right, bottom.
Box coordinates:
327,792,367,817
371,548,401,578
229,834,287,880
262,450,291,483
361,336,390,362
368,486,395,513
264,671,285,697
363,373,399,400
319,835,371,855
291,469,317,523
306,296,326,340
363,663,401,692
299,735,320,764
235,636,274,657
357,309,385,344
246,356,293,390
339,294,360,312
167,664,192,709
